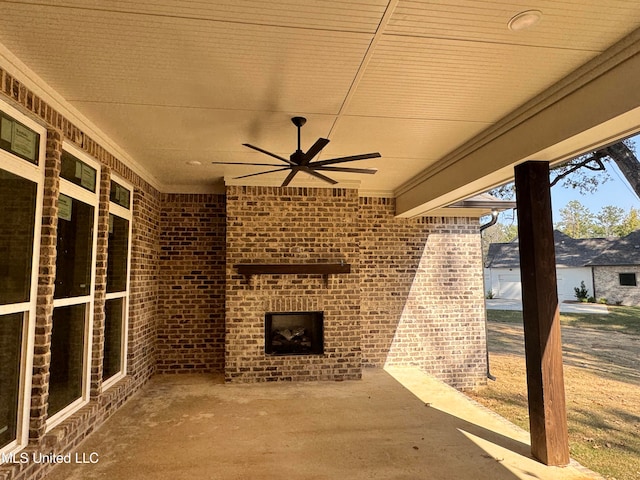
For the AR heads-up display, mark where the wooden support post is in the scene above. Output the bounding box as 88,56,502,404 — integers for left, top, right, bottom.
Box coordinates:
514,161,570,466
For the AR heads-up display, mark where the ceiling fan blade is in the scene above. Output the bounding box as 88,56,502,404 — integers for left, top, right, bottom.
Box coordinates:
313,166,377,174
302,138,330,165
310,152,381,167
243,143,295,165
281,169,298,187
212,161,284,167
233,167,290,180
301,167,338,185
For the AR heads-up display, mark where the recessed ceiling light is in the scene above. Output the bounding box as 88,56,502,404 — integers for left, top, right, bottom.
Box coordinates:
508,10,542,31
186,160,202,166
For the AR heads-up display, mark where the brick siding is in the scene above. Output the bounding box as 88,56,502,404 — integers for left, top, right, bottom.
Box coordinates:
127,188,160,385
388,218,487,389
360,199,487,389
594,266,640,306
157,193,226,373
29,129,63,443
358,197,429,367
90,167,111,396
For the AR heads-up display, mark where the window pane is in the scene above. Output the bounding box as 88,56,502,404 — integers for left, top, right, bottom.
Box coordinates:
60,151,96,193
619,273,637,286
54,196,94,299
0,168,37,305
0,313,23,448
110,181,130,209
49,305,86,417
106,215,129,293
103,298,124,381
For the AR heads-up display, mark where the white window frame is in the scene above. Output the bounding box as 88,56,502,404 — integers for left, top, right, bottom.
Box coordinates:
46,142,100,431
0,99,45,458
101,174,133,391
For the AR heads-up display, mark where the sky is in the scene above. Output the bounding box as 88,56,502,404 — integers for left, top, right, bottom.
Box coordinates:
551,159,639,222
496,133,640,227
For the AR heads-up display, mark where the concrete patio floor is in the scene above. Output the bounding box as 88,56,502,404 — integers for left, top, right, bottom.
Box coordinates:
45,368,600,480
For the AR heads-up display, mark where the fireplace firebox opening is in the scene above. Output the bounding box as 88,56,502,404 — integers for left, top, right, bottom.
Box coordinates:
265,311,324,355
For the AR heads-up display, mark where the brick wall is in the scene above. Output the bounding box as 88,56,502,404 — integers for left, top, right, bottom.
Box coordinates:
90,167,111,396
0,68,160,480
29,128,62,445
358,197,429,366
594,266,640,306
393,218,487,389
127,188,160,384
225,186,361,382
157,193,226,373
359,199,487,389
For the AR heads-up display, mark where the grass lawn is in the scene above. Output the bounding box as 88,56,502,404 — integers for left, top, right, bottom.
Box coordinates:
486,305,640,336
467,355,640,480
469,306,640,480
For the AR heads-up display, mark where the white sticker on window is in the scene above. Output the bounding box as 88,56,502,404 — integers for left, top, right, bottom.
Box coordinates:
1,117,12,142
58,193,73,221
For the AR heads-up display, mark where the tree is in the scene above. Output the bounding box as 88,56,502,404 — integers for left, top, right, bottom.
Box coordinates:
481,221,518,260
549,139,640,198
617,207,640,236
594,205,625,237
490,139,640,200
554,203,639,238
556,200,596,238
548,150,610,194
603,142,640,198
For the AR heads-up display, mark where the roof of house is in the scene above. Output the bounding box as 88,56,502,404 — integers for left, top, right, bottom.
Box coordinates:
485,230,614,269
587,230,640,266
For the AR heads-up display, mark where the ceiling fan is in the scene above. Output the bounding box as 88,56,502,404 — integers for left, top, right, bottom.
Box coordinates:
212,117,381,187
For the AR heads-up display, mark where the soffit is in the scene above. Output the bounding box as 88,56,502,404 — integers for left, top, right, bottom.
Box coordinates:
346,35,590,121
388,0,635,50
0,0,638,198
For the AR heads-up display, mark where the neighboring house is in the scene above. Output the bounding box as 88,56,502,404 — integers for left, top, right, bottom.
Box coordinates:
484,231,612,302
589,230,640,306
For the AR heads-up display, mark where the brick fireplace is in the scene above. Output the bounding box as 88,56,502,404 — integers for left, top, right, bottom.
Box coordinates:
225,186,362,382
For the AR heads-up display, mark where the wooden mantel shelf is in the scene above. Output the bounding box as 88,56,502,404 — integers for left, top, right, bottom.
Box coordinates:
234,263,351,276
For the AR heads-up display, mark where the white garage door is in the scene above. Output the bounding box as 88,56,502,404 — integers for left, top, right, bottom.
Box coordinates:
499,274,522,300
557,275,570,302
556,269,593,302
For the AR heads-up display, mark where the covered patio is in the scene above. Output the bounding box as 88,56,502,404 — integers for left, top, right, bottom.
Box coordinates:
45,368,598,480
0,2,639,479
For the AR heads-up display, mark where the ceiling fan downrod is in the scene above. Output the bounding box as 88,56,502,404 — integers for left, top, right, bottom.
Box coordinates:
291,116,306,152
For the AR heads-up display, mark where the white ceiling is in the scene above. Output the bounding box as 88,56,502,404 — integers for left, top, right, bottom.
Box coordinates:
0,0,639,198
